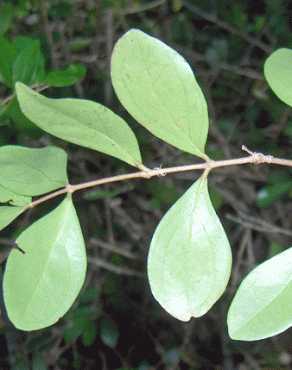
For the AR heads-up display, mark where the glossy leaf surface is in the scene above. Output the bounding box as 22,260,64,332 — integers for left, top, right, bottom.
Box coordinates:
3,195,87,331
148,176,232,321
0,145,68,196
111,29,209,159
264,48,292,107
16,82,143,168
228,246,292,341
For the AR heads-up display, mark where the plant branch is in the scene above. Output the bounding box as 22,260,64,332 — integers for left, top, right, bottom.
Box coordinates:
27,146,292,210
226,212,292,236
87,256,146,278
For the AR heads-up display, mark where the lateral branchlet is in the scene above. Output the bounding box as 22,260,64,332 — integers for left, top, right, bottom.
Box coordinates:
242,145,273,164
153,166,166,177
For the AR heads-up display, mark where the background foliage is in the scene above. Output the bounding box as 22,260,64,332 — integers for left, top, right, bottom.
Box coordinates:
1,0,292,369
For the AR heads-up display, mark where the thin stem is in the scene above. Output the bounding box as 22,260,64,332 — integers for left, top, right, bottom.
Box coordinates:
27,148,292,210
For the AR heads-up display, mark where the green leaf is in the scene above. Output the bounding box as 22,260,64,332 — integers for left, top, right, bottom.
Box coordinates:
12,39,45,85
64,305,99,344
111,29,209,159
256,180,292,208
147,176,232,321
0,184,31,206
13,36,35,54
45,63,87,87
0,35,17,86
0,205,26,231
0,145,68,196
82,321,98,347
6,97,44,139
15,82,144,168
3,194,87,331
227,246,292,341
264,48,292,107
100,315,119,348
64,316,88,343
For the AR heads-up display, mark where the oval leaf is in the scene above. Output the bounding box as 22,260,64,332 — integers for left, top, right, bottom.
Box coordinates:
147,176,232,321
264,48,292,107
15,82,144,168
111,29,209,159
3,194,87,331
0,145,68,196
227,246,292,341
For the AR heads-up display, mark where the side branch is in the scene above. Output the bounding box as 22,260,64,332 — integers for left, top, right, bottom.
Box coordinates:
27,148,292,209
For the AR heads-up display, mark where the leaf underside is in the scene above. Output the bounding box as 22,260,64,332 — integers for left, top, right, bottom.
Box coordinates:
15,82,143,168
228,246,292,341
111,29,209,159
147,176,232,321
0,145,68,196
3,195,87,331
264,48,292,108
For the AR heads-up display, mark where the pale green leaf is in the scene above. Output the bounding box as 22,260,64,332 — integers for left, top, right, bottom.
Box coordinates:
0,184,31,206
147,176,232,321
264,48,292,107
111,29,209,159
15,82,144,169
0,145,68,196
0,205,26,231
3,194,87,331
227,246,292,341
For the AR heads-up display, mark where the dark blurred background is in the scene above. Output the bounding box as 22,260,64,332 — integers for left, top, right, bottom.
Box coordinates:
1,0,292,369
